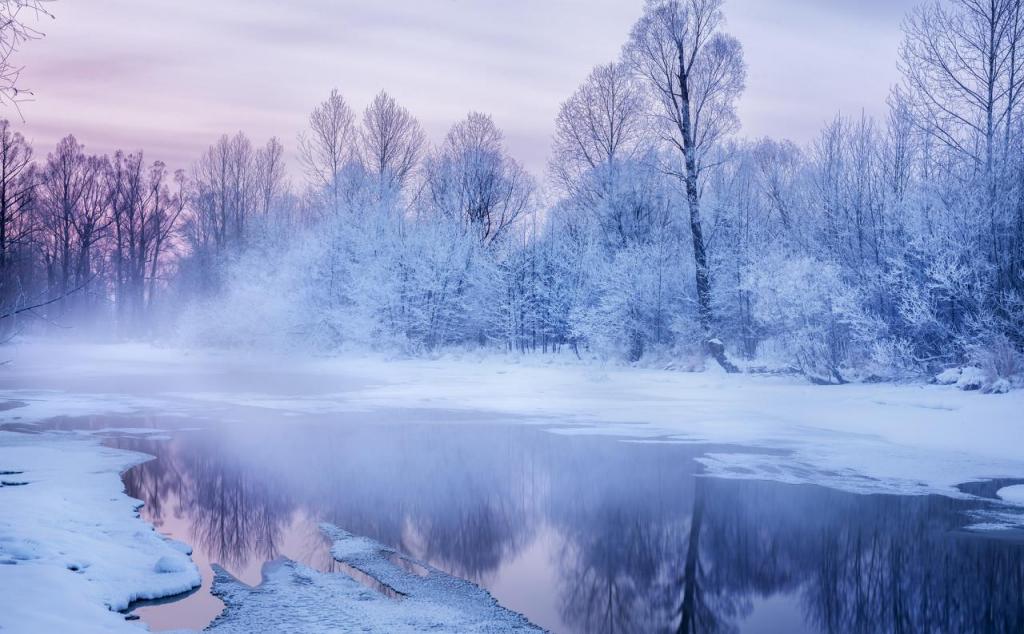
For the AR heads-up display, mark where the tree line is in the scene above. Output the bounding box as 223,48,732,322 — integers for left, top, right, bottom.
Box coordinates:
2,0,1023,384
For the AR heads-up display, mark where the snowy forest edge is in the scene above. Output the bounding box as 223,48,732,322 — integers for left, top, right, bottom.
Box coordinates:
1,0,1023,392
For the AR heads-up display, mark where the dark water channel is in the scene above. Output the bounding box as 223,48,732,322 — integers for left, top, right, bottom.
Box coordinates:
87,416,1024,634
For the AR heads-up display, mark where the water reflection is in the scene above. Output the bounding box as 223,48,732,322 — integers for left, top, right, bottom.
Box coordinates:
109,420,1023,634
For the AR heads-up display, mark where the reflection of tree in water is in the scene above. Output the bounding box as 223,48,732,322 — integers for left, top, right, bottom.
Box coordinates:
556,505,677,633
123,423,534,582
405,431,537,581
120,430,294,570
547,440,705,633
688,479,1024,634
793,491,1024,634
313,424,537,582
548,441,1024,634
676,483,746,634
119,423,1024,634
116,434,186,527
177,433,293,569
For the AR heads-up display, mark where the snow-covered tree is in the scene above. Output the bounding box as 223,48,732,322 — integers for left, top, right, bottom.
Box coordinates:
424,113,535,247
625,0,746,348
299,89,358,215
360,91,425,201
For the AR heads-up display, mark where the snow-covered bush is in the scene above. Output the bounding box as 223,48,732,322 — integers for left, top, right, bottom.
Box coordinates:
177,194,506,355
570,239,688,361
970,334,1023,392
747,254,880,382
867,337,924,380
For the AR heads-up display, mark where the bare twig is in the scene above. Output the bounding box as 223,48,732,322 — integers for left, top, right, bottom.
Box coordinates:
1,0,55,117
0,277,91,320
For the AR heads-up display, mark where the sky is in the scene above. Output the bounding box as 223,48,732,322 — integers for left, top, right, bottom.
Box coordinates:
9,0,920,179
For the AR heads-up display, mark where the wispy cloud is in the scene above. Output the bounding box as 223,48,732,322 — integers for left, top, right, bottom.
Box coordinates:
10,0,917,178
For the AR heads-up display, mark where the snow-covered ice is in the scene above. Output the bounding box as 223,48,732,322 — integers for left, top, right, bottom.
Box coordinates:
998,485,1024,505
205,525,541,633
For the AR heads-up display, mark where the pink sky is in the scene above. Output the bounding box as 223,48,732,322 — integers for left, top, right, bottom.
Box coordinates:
9,0,916,179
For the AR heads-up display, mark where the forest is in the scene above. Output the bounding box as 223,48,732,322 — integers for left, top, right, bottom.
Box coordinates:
2,0,1023,388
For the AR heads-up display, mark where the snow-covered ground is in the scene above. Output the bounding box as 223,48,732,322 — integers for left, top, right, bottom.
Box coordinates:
0,429,200,633
2,340,1023,632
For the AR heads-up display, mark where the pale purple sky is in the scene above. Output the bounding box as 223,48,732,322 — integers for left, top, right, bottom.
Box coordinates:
10,0,918,178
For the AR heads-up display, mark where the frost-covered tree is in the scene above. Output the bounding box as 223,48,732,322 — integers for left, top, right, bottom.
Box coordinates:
624,0,746,350
899,0,1024,357
360,91,425,200
254,137,286,218
901,0,1024,289
299,89,357,215
5,0,1022,386
550,62,649,196
424,113,535,246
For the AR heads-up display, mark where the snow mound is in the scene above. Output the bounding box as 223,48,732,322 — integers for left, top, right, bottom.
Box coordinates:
933,367,962,385
0,430,201,633
206,524,541,633
154,554,191,574
933,366,1010,392
997,485,1024,506
955,366,986,391
984,378,1013,394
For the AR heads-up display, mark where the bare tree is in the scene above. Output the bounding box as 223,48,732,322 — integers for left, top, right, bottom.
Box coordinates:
107,153,188,328
901,0,1024,176
109,150,148,326
0,118,34,327
360,90,425,198
38,135,107,314
425,112,535,246
0,118,33,268
192,132,255,252
254,136,286,217
299,89,356,214
550,62,649,194
145,162,186,314
624,0,745,352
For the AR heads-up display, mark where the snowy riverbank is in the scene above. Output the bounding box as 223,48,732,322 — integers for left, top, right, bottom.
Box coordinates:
0,430,201,633
2,340,1024,631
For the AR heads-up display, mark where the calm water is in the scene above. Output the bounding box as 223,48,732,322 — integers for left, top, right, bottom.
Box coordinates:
90,417,1024,634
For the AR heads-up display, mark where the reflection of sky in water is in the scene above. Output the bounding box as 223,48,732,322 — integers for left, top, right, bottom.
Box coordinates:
103,418,1024,634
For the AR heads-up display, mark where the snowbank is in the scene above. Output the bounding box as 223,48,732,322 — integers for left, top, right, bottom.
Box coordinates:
0,430,201,633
